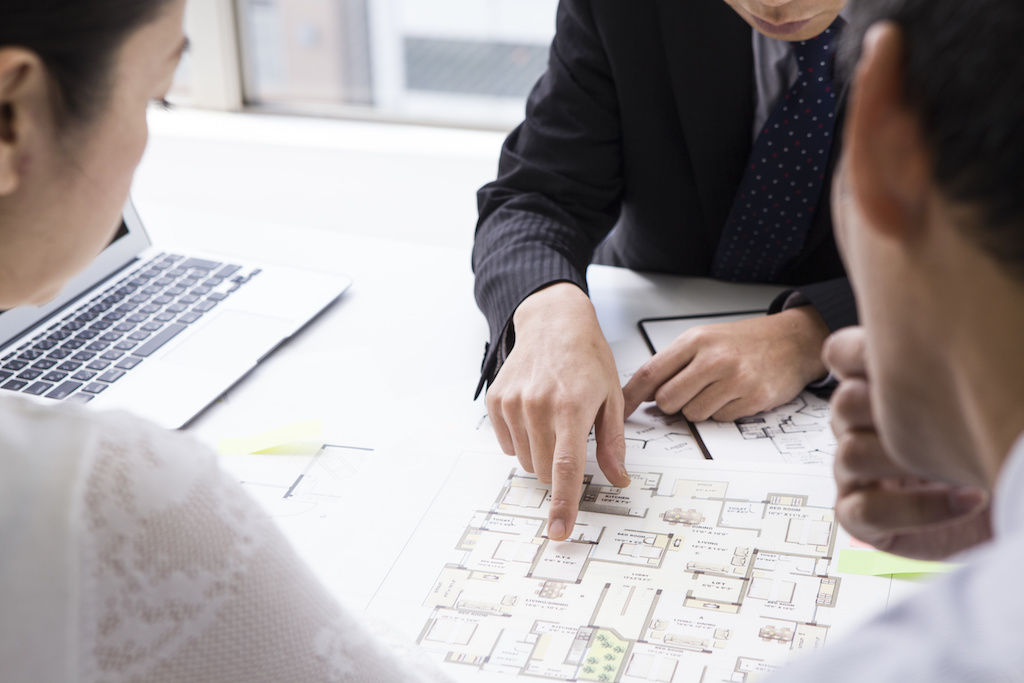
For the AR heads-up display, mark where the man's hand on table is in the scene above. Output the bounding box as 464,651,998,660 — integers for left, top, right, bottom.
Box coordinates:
826,327,993,560
485,283,632,541
622,306,830,422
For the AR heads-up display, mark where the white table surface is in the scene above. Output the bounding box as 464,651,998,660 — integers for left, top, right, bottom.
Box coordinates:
132,107,789,608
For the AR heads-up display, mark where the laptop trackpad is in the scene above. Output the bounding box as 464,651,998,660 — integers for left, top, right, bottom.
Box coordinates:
163,310,292,370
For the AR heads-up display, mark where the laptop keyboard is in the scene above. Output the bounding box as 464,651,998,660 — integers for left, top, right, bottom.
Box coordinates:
0,253,260,404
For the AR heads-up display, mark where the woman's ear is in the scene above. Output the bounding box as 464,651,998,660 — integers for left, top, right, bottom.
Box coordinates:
0,48,47,196
844,22,932,245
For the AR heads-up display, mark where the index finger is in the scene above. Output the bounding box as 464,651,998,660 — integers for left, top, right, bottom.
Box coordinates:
823,327,868,381
622,338,699,417
546,424,588,541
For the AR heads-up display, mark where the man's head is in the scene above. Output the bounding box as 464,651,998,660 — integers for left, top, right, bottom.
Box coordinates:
723,0,846,41
832,0,1024,485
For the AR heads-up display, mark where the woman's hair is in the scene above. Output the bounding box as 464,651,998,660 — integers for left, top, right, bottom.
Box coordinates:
0,0,176,123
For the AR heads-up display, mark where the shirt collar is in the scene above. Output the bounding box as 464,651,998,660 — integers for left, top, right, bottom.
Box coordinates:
993,431,1024,537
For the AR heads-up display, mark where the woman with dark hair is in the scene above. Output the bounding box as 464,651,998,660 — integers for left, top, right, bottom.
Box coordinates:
0,3,451,681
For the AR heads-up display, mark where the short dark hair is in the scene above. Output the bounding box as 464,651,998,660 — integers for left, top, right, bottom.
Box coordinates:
839,0,1024,280
0,0,176,123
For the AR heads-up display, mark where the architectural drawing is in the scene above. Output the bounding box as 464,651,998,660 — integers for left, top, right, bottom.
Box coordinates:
695,392,836,466
617,406,704,463
227,444,375,518
474,405,706,467
403,461,890,682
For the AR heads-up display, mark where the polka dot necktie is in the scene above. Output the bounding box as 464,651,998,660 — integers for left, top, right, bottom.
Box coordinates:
711,19,844,283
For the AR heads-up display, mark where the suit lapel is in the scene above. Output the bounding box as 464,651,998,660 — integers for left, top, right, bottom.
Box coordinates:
656,0,755,240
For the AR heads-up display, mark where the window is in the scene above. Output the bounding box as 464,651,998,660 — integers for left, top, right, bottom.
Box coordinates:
234,0,558,129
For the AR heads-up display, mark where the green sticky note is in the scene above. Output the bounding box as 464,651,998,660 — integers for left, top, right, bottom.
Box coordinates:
837,548,954,577
217,419,324,456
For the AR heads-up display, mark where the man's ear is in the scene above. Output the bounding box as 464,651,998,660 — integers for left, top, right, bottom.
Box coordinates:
844,22,931,243
0,48,45,196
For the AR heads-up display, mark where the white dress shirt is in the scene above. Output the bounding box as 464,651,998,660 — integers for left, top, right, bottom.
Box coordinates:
767,432,1024,682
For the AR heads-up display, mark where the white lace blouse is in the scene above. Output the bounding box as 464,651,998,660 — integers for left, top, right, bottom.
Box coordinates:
0,396,450,682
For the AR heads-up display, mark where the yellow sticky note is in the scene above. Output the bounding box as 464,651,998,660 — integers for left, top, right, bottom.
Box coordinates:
217,419,324,456
837,549,954,577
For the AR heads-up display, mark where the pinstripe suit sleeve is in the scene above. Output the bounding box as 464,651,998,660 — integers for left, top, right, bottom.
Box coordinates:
768,277,859,333
472,0,624,396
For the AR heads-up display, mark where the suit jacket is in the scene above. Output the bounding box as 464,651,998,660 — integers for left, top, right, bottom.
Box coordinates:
472,0,856,392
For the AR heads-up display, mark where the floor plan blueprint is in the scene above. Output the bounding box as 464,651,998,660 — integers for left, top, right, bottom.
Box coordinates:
695,392,836,466
473,403,707,469
618,405,705,464
213,335,899,682
371,454,893,683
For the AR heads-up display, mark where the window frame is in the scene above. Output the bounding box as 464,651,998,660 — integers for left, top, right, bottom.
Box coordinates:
181,0,548,132
180,0,244,111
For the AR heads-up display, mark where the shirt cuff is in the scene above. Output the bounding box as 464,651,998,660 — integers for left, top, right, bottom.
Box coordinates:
473,318,517,400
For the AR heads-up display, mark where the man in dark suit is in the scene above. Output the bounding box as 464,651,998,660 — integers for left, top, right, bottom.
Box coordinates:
474,0,850,539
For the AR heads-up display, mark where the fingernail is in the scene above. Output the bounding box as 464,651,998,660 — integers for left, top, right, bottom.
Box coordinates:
618,466,631,485
949,488,986,515
549,519,566,540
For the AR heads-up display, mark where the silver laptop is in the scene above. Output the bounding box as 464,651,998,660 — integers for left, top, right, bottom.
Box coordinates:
0,199,351,429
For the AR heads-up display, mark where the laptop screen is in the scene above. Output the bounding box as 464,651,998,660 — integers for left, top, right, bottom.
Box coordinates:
110,221,130,244
0,200,152,348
